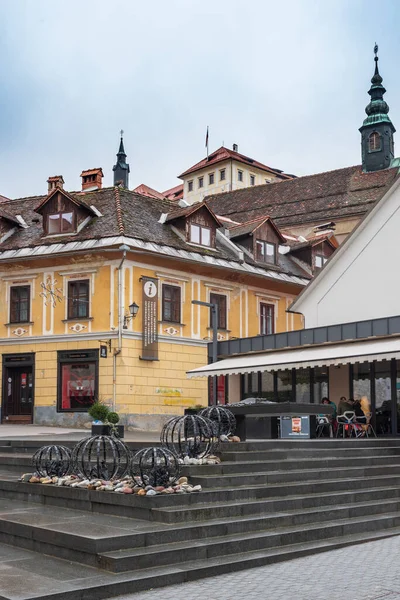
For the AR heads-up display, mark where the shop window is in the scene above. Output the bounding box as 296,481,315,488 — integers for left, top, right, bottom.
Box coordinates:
190,223,211,247
10,286,30,323
47,211,75,234
256,240,276,264
276,370,293,402
260,371,275,401
242,372,259,398
313,366,329,403
209,293,227,329
57,350,98,412
295,368,311,403
162,284,181,323
68,280,90,319
260,303,274,335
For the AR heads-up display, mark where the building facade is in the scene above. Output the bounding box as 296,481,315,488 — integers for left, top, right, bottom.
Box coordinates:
0,152,307,429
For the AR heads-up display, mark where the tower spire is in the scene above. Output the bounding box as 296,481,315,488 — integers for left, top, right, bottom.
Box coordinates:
113,130,130,188
359,44,395,172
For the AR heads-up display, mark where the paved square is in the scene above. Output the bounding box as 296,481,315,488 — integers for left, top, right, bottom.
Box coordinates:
112,535,400,600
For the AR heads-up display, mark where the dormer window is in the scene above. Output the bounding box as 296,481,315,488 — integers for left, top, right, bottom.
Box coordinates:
48,211,75,234
315,254,327,269
256,240,276,263
190,223,211,247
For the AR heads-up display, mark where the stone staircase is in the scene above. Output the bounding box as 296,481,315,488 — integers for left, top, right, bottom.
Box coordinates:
0,439,399,599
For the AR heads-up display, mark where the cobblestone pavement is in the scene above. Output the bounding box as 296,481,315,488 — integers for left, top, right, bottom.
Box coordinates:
111,535,400,600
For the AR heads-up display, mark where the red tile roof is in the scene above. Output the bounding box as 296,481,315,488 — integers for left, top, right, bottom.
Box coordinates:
178,146,293,180
228,215,286,244
206,165,399,228
132,184,166,201
162,184,184,201
165,200,222,226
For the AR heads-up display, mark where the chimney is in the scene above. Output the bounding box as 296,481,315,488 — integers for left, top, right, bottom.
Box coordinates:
47,175,64,194
80,168,104,192
232,143,238,152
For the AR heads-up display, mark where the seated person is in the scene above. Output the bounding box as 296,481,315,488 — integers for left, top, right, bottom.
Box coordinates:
321,396,337,420
338,396,354,416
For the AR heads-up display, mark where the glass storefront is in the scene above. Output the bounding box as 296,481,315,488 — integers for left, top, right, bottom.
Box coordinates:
276,370,293,402
260,371,275,401
352,363,371,400
313,366,329,404
295,368,311,404
375,360,392,435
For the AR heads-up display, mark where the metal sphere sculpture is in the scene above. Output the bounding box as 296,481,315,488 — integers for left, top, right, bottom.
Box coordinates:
131,447,180,488
32,445,71,477
161,414,216,459
71,435,130,480
199,406,236,437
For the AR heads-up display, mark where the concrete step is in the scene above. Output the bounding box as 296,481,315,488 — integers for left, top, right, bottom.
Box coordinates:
189,463,400,487
154,486,400,523
182,454,400,476
1,527,400,600
98,510,400,572
219,446,400,462
220,439,400,451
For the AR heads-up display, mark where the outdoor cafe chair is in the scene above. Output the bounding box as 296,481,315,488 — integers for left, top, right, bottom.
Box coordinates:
336,411,357,438
316,416,333,438
362,411,377,438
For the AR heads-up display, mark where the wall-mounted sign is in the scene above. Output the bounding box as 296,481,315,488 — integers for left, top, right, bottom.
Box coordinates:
280,415,311,439
140,277,159,361
100,345,108,359
21,373,27,387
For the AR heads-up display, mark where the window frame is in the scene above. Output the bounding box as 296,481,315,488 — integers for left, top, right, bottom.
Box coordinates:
47,211,75,235
162,284,181,323
57,349,99,413
209,173,215,185
220,169,226,181
198,176,204,188
10,285,31,324
67,279,90,320
315,254,327,269
368,131,381,153
259,302,275,335
209,293,227,330
250,174,255,186
255,239,276,263
188,180,193,192
189,223,212,247
238,170,243,182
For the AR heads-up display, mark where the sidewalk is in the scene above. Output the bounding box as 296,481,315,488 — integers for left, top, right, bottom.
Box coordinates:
0,424,161,442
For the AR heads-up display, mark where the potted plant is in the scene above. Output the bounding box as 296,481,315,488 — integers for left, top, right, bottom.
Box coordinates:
88,402,124,438
184,404,205,415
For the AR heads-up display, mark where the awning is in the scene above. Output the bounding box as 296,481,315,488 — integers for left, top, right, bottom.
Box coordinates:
187,336,400,378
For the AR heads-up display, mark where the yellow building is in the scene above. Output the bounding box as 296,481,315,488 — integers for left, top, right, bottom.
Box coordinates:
0,155,308,430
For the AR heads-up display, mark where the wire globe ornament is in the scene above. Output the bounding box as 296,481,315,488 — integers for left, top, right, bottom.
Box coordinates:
71,435,130,480
32,445,72,477
131,447,181,488
161,414,216,459
199,406,236,437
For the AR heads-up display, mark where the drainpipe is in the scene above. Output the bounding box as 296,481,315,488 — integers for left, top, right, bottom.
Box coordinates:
113,244,129,412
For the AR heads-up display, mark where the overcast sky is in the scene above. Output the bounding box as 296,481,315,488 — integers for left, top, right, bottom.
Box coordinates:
0,0,399,199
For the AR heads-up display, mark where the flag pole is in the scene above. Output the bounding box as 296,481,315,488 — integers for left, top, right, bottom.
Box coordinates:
205,126,209,161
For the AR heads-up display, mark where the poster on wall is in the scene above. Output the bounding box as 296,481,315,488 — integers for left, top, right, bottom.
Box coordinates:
280,415,311,438
140,277,159,361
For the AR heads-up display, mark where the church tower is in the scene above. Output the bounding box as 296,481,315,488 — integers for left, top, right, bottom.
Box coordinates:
113,131,130,188
359,45,395,172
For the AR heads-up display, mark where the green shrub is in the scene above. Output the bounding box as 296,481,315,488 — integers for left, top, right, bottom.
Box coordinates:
107,411,120,425
88,402,110,422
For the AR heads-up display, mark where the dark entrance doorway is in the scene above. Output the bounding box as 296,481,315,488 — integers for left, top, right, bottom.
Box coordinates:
2,354,35,424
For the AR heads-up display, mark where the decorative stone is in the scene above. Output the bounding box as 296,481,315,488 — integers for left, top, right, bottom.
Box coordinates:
178,477,188,484
146,489,157,496
123,487,133,494
137,489,146,496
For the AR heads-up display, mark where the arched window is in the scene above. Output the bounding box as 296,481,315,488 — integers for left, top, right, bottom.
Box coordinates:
369,131,381,152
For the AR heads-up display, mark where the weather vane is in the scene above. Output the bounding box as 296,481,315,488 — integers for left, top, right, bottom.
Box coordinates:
40,276,63,308
120,129,124,137
374,42,378,56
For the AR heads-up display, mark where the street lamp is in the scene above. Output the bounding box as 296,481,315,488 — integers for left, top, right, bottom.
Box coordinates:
192,300,219,405
123,302,140,328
